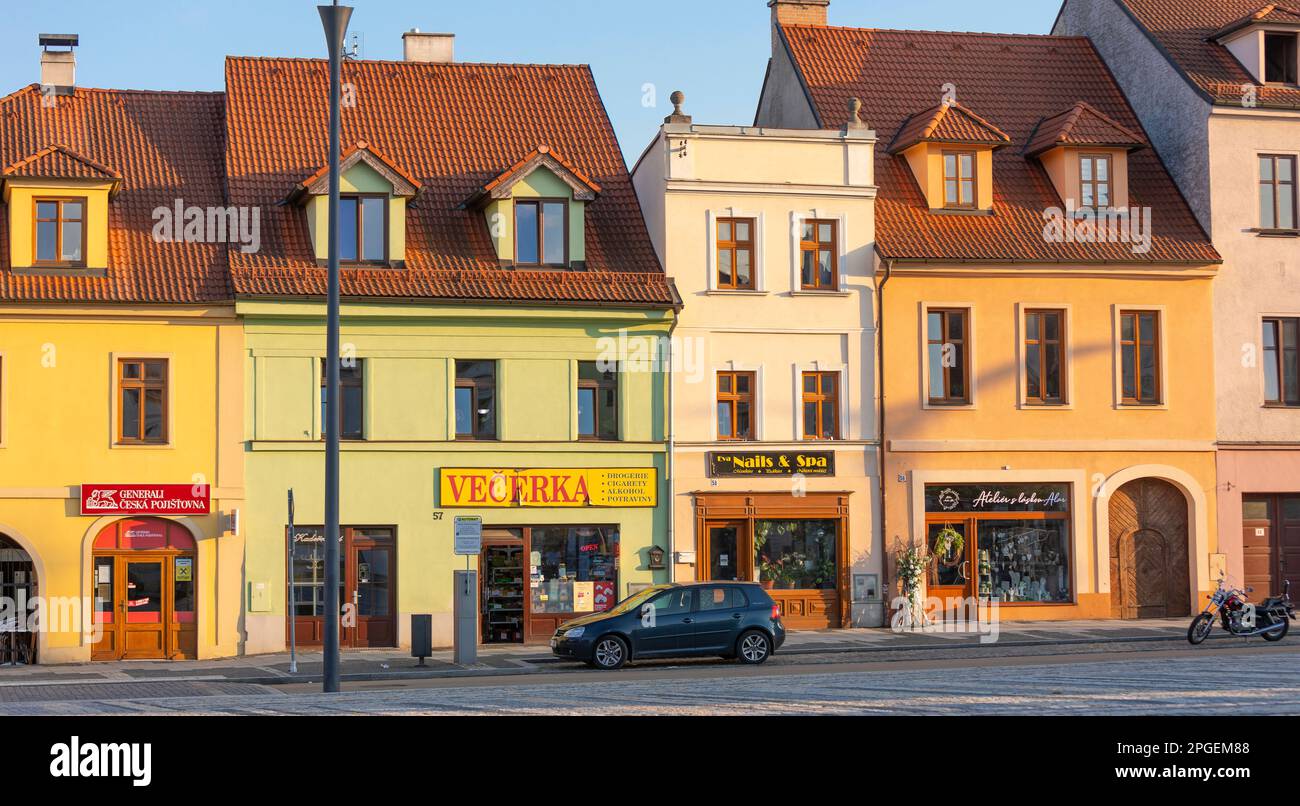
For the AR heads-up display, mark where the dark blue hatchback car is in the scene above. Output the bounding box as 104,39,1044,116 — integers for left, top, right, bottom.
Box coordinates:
550,581,785,670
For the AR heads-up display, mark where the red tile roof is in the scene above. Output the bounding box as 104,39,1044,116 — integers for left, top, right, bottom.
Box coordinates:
2,143,123,186
1117,0,1300,109
0,85,231,303
776,25,1220,264
1024,101,1147,158
224,57,676,307
476,145,602,204
1211,3,1300,39
888,101,1012,154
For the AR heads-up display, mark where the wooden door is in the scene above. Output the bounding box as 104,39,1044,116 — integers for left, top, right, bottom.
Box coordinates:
350,542,395,647
1109,478,1190,619
121,557,167,659
1244,495,1300,597
701,522,747,582
926,520,973,616
1243,496,1275,596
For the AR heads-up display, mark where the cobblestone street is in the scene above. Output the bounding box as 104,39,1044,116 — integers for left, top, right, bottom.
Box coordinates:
2,643,1295,716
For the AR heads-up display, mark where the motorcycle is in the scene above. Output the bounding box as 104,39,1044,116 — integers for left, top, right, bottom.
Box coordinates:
1188,578,1296,644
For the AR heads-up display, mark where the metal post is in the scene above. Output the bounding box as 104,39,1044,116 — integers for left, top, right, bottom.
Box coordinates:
318,0,352,694
287,489,297,674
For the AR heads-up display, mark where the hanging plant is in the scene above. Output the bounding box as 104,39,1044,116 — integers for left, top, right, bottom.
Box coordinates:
933,526,965,558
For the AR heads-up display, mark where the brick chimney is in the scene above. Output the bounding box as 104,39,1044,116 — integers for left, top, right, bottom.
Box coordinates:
402,29,454,63
769,1,829,52
39,34,78,95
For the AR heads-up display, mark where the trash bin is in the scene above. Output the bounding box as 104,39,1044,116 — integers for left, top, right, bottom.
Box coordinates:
411,614,433,666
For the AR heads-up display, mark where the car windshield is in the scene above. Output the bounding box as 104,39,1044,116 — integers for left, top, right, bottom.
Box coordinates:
604,585,671,615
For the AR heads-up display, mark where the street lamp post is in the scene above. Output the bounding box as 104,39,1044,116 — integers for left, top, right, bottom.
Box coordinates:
318,0,352,694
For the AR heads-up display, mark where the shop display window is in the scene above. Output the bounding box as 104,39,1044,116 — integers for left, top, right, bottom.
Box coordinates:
976,519,1071,603
529,526,619,614
754,519,838,590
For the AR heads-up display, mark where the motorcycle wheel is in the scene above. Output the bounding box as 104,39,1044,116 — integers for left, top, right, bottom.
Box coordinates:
1262,616,1289,642
1188,613,1214,645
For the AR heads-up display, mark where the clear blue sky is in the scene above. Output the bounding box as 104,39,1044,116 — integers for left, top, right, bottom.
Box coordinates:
1,0,1060,163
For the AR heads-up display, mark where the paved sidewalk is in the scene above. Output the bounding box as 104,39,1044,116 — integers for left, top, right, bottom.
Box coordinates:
0,617,1216,686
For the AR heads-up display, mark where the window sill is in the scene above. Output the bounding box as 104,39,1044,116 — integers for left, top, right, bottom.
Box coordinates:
113,441,174,449
705,289,768,296
1262,403,1300,409
12,266,106,278
1020,401,1072,409
1115,402,1168,410
929,208,995,217
923,402,975,410
789,289,850,297
1251,229,1300,238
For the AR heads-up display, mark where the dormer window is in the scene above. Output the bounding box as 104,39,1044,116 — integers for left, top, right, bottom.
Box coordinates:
1079,155,1112,208
515,199,567,266
942,151,976,209
34,197,86,265
339,194,387,264
1265,32,1299,84
888,101,1010,214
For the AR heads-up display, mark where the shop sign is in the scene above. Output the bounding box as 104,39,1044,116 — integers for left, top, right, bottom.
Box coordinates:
174,558,193,583
708,451,835,478
81,484,210,516
574,581,594,613
925,484,1070,513
438,468,657,508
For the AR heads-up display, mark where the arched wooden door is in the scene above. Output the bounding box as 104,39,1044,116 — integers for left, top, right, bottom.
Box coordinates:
0,535,38,664
1108,478,1190,619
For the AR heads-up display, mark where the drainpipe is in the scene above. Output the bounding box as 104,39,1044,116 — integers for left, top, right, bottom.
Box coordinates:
665,316,677,583
876,259,893,623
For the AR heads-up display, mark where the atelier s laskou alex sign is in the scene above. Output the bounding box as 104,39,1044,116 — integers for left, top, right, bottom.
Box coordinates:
708,451,835,477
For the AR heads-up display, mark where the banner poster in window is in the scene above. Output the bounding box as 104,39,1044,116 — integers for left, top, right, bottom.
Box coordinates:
593,581,615,612
174,558,193,582
573,581,595,613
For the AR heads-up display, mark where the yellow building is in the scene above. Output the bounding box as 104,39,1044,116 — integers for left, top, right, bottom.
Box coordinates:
0,64,244,662
756,2,1224,620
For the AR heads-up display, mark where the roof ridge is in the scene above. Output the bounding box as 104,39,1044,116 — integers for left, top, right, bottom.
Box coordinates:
779,22,1092,42
224,54,593,70
1,143,122,179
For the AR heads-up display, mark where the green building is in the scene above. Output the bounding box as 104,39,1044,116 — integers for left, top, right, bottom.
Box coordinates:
226,49,679,651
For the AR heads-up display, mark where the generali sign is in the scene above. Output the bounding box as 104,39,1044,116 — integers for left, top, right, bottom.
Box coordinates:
439,468,657,508
80,484,211,516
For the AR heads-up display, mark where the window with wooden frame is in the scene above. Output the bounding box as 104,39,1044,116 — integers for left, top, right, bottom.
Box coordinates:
716,217,755,290
1024,309,1066,405
454,360,497,440
117,358,168,444
577,361,618,441
927,308,970,405
33,197,86,266
321,358,365,440
1264,317,1300,407
515,199,568,267
799,219,838,290
1260,155,1297,231
1079,154,1112,208
338,194,387,264
717,371,756,440
1119,310,1161,405
801,371,839,440
942,151,976,209
1265,32,1299,85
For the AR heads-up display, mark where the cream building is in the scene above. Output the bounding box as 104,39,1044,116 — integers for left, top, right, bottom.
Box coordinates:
632,95,883,628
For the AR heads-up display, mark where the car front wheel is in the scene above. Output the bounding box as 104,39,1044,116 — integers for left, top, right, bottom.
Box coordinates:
736,630,772,664
591,635,628,670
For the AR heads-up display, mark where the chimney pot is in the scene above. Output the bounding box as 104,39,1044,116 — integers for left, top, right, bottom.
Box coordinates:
402,30,454,63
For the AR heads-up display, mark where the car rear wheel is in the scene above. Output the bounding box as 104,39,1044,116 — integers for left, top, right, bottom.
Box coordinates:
736,630,772,664
591,635,628,670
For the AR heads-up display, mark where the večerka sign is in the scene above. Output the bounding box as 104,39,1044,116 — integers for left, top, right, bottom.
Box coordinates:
925,484,1069,513
80,484,211,516
708,451,835,477
439,468,657,508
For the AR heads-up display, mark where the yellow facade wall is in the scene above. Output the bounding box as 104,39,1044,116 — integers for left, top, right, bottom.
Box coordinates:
0,306,245,662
